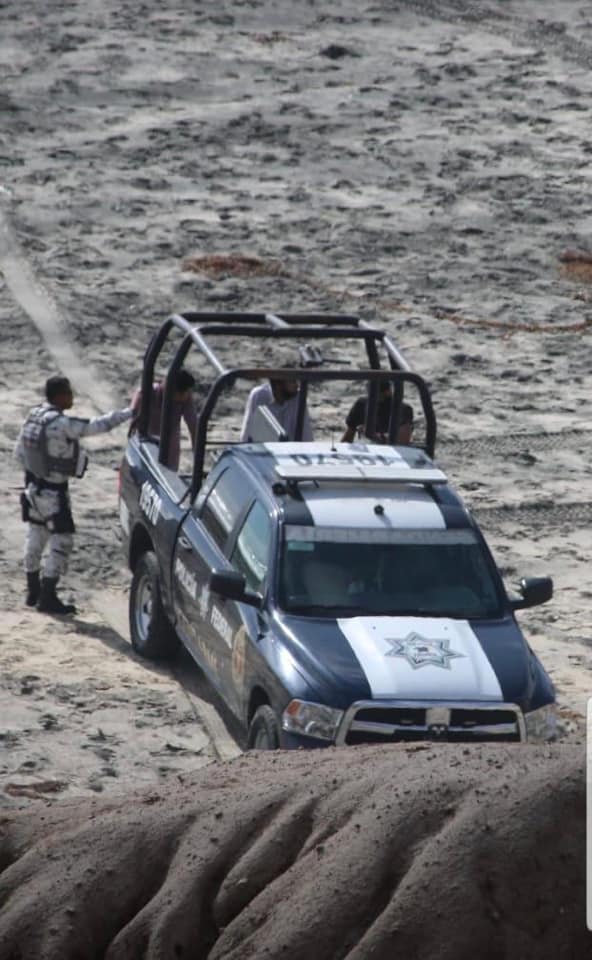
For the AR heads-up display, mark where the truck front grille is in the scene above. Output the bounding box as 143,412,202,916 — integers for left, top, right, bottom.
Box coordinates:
338,702,524,745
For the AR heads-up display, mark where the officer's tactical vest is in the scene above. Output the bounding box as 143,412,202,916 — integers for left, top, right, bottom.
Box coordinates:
21,405,80,478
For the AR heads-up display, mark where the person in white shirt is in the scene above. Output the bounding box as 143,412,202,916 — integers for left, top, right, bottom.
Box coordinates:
240,376,313,443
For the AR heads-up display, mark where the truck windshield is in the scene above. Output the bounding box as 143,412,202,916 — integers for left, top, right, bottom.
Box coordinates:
279,526,503,619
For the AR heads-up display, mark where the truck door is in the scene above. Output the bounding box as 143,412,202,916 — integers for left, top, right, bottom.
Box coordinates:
217,499,273,716
171,463,253,701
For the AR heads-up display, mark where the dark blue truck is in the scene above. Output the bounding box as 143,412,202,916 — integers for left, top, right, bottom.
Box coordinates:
118,312,557,749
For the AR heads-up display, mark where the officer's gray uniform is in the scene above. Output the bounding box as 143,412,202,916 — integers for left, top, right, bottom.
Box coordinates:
15,402,132,579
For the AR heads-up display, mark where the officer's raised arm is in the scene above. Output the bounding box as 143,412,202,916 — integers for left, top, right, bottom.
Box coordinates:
62,405,134,440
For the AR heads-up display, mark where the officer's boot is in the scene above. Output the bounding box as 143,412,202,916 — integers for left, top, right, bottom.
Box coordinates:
25,571,41,607
37,577,77,615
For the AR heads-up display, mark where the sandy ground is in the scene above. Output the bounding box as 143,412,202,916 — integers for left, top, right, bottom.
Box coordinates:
0,0,591,953
1,0,591,803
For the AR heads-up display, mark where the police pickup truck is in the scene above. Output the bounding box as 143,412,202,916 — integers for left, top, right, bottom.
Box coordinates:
119,312,557,749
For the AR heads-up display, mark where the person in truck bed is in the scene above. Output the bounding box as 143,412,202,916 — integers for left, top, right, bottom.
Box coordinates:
341,380,414,444
130,368,198,470
240,374,314,442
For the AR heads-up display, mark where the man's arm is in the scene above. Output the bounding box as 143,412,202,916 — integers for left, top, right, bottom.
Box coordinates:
342,397,364,442
127,388,142,435
302,407,314,442
130,387,142,414
182,398,199,449
62,407,133,440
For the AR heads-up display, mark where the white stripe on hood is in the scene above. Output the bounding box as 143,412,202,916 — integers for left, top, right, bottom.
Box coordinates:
337,616,503,701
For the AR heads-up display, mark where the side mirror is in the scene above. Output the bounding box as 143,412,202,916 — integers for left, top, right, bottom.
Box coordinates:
510,576,553,611
209,569,262,609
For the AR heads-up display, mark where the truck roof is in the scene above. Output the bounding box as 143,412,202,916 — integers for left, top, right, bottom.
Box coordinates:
219,440,470,532
232,440,446,486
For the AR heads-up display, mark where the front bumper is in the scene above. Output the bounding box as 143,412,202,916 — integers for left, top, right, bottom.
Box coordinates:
334,700,527,745
278,700,528,748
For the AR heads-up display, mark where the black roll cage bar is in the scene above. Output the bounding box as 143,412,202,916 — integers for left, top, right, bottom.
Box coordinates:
135,312,437,500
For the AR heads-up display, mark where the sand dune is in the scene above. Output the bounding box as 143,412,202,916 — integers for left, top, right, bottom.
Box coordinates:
0,745,586,959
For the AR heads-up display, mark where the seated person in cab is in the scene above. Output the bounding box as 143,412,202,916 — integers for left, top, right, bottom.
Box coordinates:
341,380,413,444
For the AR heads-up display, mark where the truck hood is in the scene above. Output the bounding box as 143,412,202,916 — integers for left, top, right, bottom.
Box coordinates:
276,613,535,707
337,616,504,701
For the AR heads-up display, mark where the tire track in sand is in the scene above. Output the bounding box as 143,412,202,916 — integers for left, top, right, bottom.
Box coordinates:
0,195,117,412
92,590,241,762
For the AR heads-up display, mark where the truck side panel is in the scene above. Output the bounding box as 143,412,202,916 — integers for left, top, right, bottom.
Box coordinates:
119,437,192,618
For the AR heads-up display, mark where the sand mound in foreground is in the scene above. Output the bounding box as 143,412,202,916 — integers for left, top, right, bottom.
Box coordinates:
0,744,587,959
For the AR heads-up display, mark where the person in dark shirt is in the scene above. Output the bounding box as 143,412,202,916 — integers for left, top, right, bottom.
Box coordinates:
130,368,198,469
341,381,413,444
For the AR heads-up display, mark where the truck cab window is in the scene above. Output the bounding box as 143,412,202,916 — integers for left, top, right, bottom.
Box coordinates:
231,501,272,593
199,467,252,550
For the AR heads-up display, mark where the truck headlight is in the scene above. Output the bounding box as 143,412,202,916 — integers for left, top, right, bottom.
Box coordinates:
524,703,558,742
282,700,344,741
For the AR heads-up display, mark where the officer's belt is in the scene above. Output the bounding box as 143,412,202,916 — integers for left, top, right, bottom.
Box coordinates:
33,478,68,492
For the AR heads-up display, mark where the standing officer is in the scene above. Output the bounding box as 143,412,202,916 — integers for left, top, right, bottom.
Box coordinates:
14,376,133,615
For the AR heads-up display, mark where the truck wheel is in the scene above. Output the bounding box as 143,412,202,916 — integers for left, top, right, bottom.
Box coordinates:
247,705,281,750
130,552,179,660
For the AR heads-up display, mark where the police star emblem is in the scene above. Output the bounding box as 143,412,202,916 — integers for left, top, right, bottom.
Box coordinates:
385,632,464,670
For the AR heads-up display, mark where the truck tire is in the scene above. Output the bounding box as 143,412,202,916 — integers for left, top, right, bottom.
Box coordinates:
247,705,281,750
129,551,179,660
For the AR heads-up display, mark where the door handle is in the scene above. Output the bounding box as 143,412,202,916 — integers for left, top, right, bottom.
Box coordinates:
178,535,192,551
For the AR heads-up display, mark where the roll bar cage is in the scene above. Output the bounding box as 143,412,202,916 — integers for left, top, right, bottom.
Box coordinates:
135,312,437,499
